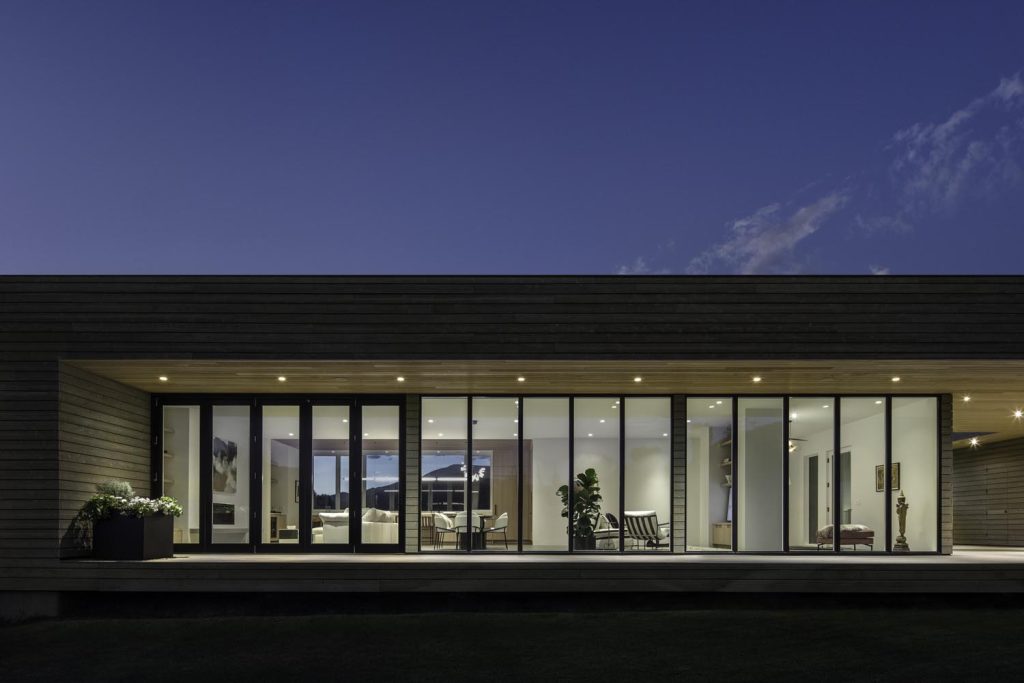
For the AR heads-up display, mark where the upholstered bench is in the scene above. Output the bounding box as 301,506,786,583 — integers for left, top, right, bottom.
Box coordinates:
816,523,874,550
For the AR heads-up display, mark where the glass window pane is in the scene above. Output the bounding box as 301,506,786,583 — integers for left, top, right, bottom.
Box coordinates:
838,397,885,552
421,397,467,551
312,405,349,544
211,405,250,544
624,398,671,551
261,406,299,544
573,397,620,551
686,398,733,551
361,405,401,544
737,398,783,551
523,397,569,552
893,397,938,552
787,398,835,551
162,405,200,544
472,398,519,552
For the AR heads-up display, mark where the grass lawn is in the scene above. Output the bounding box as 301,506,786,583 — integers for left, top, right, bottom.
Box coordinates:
2,608,1019,682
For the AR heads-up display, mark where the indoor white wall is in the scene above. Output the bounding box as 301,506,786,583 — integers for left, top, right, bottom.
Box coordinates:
842,408,886,546
529,437,568,548
164,406,200,538
738,403,784,551
893,398,938,551
625,438,671,524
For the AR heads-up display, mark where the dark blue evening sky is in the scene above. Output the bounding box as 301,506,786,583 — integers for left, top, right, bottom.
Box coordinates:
2,1,1023,274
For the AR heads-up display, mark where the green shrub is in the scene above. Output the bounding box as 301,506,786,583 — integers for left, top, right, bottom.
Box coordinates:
95,480,135,498
77,480,182,523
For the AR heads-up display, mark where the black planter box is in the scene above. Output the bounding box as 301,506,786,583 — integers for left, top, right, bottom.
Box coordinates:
92,513,174,560
574,536,596,550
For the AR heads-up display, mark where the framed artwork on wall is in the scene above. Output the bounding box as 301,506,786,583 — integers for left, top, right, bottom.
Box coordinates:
294,480,300,504
891,462,901,490
212,437,238,494
875,465,885,492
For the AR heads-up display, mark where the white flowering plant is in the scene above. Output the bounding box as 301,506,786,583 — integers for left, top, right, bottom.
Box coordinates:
78,481,183,523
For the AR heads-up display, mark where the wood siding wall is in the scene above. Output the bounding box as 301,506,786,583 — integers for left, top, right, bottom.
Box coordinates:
941,394,954,554
954,437,1024,546
0,360,59,566
671,395,686,552
58,365,151,557
404,395,420,553
4,276,1024,360
0,276,993,596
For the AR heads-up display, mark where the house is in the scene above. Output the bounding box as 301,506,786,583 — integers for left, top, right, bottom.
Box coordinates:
3,275,1024,618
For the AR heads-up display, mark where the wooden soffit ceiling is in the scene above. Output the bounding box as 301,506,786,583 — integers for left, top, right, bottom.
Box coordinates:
67,358,1024,445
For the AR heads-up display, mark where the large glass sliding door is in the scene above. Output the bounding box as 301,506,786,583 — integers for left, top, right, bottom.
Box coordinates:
838,397,885,552
523,398,569,552
686,398,733,551
573,398,620,551
159,396,401,553
261,405,300,545
787,397,834,551
624,398,672,551
312,405,350,546
472,398,519,552
358,404,402,548
158,391,939,556
737,398,784,552
422,395,671,554
161,405,200,545
892,397,938,552
211,405,251,545
420,397,468,551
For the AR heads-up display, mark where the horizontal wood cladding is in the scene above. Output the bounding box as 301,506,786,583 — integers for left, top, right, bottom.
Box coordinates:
57,365,151,558
953,437,1024,546
0,361,58,561
941,394,954,554
4,276,1024,360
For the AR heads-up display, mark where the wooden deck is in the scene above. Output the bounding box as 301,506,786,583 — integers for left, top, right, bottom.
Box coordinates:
9,547,1023,595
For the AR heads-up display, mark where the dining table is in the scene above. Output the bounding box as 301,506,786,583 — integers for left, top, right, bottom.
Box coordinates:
440,510,493,550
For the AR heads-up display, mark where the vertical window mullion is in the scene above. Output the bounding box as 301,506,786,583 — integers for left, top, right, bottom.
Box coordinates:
885,396,893,553
568,397,575,553
466,397,473,553
199,403,212,549
298,402,312,548
731,396,738,553
833,400,841,553
517,396,524,553
619,395,626,553
782,396,790,553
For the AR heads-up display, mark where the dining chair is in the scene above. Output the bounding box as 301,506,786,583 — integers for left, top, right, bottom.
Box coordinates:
484,512,510,549
420,511,436,546
432,512,456,549
453,511,481,548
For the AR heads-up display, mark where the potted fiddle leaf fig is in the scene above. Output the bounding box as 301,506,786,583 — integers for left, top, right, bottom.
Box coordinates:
78,481,182,560
557,468,602,550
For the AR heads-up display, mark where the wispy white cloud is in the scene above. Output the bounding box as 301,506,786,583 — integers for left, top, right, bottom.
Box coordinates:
615,255,670,275
889,73,1024,216
686,191,849,274
616,71,1024,275
616,256,651,274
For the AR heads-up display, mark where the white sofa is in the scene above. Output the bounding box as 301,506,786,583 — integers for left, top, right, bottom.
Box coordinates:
313,508,399,544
